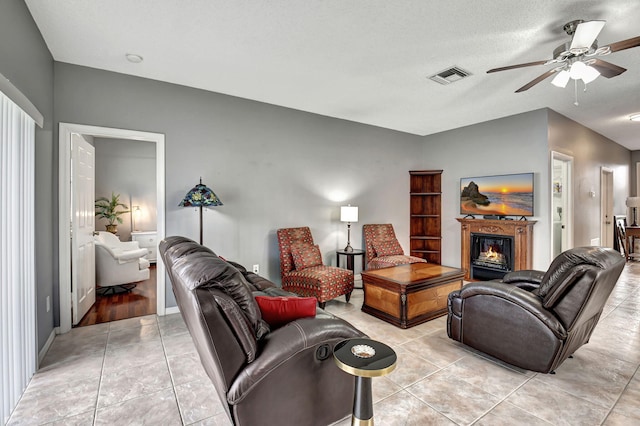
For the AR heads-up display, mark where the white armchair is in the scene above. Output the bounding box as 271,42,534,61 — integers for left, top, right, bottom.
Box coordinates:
95,231,150,294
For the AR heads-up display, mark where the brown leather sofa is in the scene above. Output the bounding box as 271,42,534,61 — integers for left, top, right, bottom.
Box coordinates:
447,246,625,373
159,236,365,426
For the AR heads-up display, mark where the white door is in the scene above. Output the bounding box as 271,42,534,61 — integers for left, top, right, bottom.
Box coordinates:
71,133,96,324
600,167,614,248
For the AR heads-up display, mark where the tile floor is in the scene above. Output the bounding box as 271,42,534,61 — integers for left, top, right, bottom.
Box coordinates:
8,262,640,425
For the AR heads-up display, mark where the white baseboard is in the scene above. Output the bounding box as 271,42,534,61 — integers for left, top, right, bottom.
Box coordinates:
38,327,58,367
164,306,180,315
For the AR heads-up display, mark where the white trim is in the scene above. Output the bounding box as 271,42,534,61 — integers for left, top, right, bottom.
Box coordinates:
165,306,180,315
550,151,574,262
0,72,44,127
37,328,57,367
600,167,614,248
59,123,166,334
636,162,640,197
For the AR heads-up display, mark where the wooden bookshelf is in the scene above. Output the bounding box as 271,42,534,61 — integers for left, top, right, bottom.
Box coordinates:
409,170,443,264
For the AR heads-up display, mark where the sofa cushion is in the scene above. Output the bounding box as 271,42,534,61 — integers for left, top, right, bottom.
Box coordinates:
291,244,323,270
372,239,404,257
255,296,317,328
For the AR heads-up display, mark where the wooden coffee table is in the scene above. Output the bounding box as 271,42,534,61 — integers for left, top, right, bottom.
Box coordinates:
361,263,465,328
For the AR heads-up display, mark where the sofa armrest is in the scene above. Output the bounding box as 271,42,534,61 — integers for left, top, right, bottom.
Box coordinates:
458,281,566,339
119,241,141,250
113,248,149,262
227,317,364,404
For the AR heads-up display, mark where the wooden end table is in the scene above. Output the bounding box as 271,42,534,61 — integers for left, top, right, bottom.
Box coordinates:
337,249,366,289
361,263,465,328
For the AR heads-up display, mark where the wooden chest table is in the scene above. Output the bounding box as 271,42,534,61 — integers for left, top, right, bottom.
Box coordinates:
361,263,465,328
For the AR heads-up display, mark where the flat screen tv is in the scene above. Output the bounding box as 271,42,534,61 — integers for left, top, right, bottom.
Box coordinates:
460,172,534,217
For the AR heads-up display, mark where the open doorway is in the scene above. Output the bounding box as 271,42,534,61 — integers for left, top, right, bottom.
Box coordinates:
600,167,614,248
58,123,165,334
551,152,574,258
80,137,158,326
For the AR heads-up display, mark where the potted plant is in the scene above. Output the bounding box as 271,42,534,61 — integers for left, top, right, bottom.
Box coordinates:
95,192,130,234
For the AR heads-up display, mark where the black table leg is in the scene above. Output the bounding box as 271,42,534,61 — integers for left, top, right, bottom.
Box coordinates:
352,376,373,425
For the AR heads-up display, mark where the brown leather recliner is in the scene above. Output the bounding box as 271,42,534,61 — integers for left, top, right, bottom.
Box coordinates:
160,236,365,426
447,246,625,373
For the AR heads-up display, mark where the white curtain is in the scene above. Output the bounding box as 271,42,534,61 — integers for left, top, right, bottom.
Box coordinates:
0,91,36,424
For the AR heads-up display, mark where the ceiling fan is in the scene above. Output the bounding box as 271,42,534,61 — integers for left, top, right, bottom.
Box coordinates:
487,20,640,93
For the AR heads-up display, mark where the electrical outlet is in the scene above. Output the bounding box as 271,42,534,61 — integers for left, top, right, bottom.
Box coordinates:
46,296,50,312
253,264,260,274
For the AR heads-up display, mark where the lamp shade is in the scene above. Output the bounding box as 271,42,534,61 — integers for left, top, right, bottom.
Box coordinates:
179,179,223,207
626,197,640,208
340,205,358,223
179,178,223,245
551,70,570,88
580,65,600,84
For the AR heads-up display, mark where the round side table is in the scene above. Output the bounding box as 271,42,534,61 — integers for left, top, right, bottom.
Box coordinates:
333,338,397,425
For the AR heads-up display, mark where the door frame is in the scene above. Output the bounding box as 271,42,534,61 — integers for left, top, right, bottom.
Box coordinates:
550,151,574,260
58,123,166,334
600,167,614,248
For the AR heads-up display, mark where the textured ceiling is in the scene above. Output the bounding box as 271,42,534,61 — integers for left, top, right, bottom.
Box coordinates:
25,0,640,150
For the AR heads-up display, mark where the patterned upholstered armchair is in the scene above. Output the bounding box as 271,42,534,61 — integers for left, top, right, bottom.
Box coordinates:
277,227,354,309
363,224,427,270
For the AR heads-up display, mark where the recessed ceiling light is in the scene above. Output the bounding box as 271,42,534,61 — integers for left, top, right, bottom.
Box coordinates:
630,113,640,122
125,53,143,63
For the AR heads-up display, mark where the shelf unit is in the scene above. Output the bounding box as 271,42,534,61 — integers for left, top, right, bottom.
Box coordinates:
409,170,442,264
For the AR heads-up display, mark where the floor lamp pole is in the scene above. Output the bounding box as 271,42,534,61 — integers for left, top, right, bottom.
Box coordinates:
199,206,203,245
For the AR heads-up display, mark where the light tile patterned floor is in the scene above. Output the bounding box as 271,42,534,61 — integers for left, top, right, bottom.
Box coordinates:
8,262,640,425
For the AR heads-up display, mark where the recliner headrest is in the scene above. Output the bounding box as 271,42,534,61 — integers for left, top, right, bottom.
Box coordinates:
162,237,269,340
537,246,624,307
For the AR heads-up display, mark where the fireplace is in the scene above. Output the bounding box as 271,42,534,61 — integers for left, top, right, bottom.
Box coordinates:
457,218,536,281
470,233,514,280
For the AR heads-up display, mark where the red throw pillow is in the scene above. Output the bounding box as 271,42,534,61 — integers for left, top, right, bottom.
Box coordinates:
373,239,404,257
255,296,317,328
290,244,323,270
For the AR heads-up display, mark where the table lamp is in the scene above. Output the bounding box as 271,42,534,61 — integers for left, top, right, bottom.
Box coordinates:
627,197,640,227
341,205,358,252
179,178,223,244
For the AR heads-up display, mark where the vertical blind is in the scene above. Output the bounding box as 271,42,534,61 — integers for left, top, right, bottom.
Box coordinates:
0,90,36,424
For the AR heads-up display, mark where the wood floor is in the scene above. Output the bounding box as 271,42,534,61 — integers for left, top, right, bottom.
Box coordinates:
76,265,157,327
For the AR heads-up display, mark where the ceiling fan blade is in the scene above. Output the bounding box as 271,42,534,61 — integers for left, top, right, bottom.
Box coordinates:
487,61,548,73
606,35,640,52
515,69,559,93
570,20,606,50
589,59,627,78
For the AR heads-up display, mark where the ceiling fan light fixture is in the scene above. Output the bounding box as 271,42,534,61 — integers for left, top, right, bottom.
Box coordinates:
569,61,587,79
581,65,600,84
630,113,640,122
551,70,571,88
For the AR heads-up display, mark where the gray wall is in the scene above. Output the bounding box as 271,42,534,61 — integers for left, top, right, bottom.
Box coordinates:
548,110,631,245
420,109,551,269
2,0,635,351
94,138,157,242
0,0,55,351
53,62,425,307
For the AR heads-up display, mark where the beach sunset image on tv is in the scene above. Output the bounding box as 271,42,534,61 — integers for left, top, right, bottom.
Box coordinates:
460,173,534,216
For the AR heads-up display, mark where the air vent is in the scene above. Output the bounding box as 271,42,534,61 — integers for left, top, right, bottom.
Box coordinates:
428,66,472,85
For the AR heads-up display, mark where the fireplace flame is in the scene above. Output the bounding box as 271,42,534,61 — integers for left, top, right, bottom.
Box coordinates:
486,246,499,260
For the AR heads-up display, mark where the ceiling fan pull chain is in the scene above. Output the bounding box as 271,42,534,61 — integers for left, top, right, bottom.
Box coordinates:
574,79,579,106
